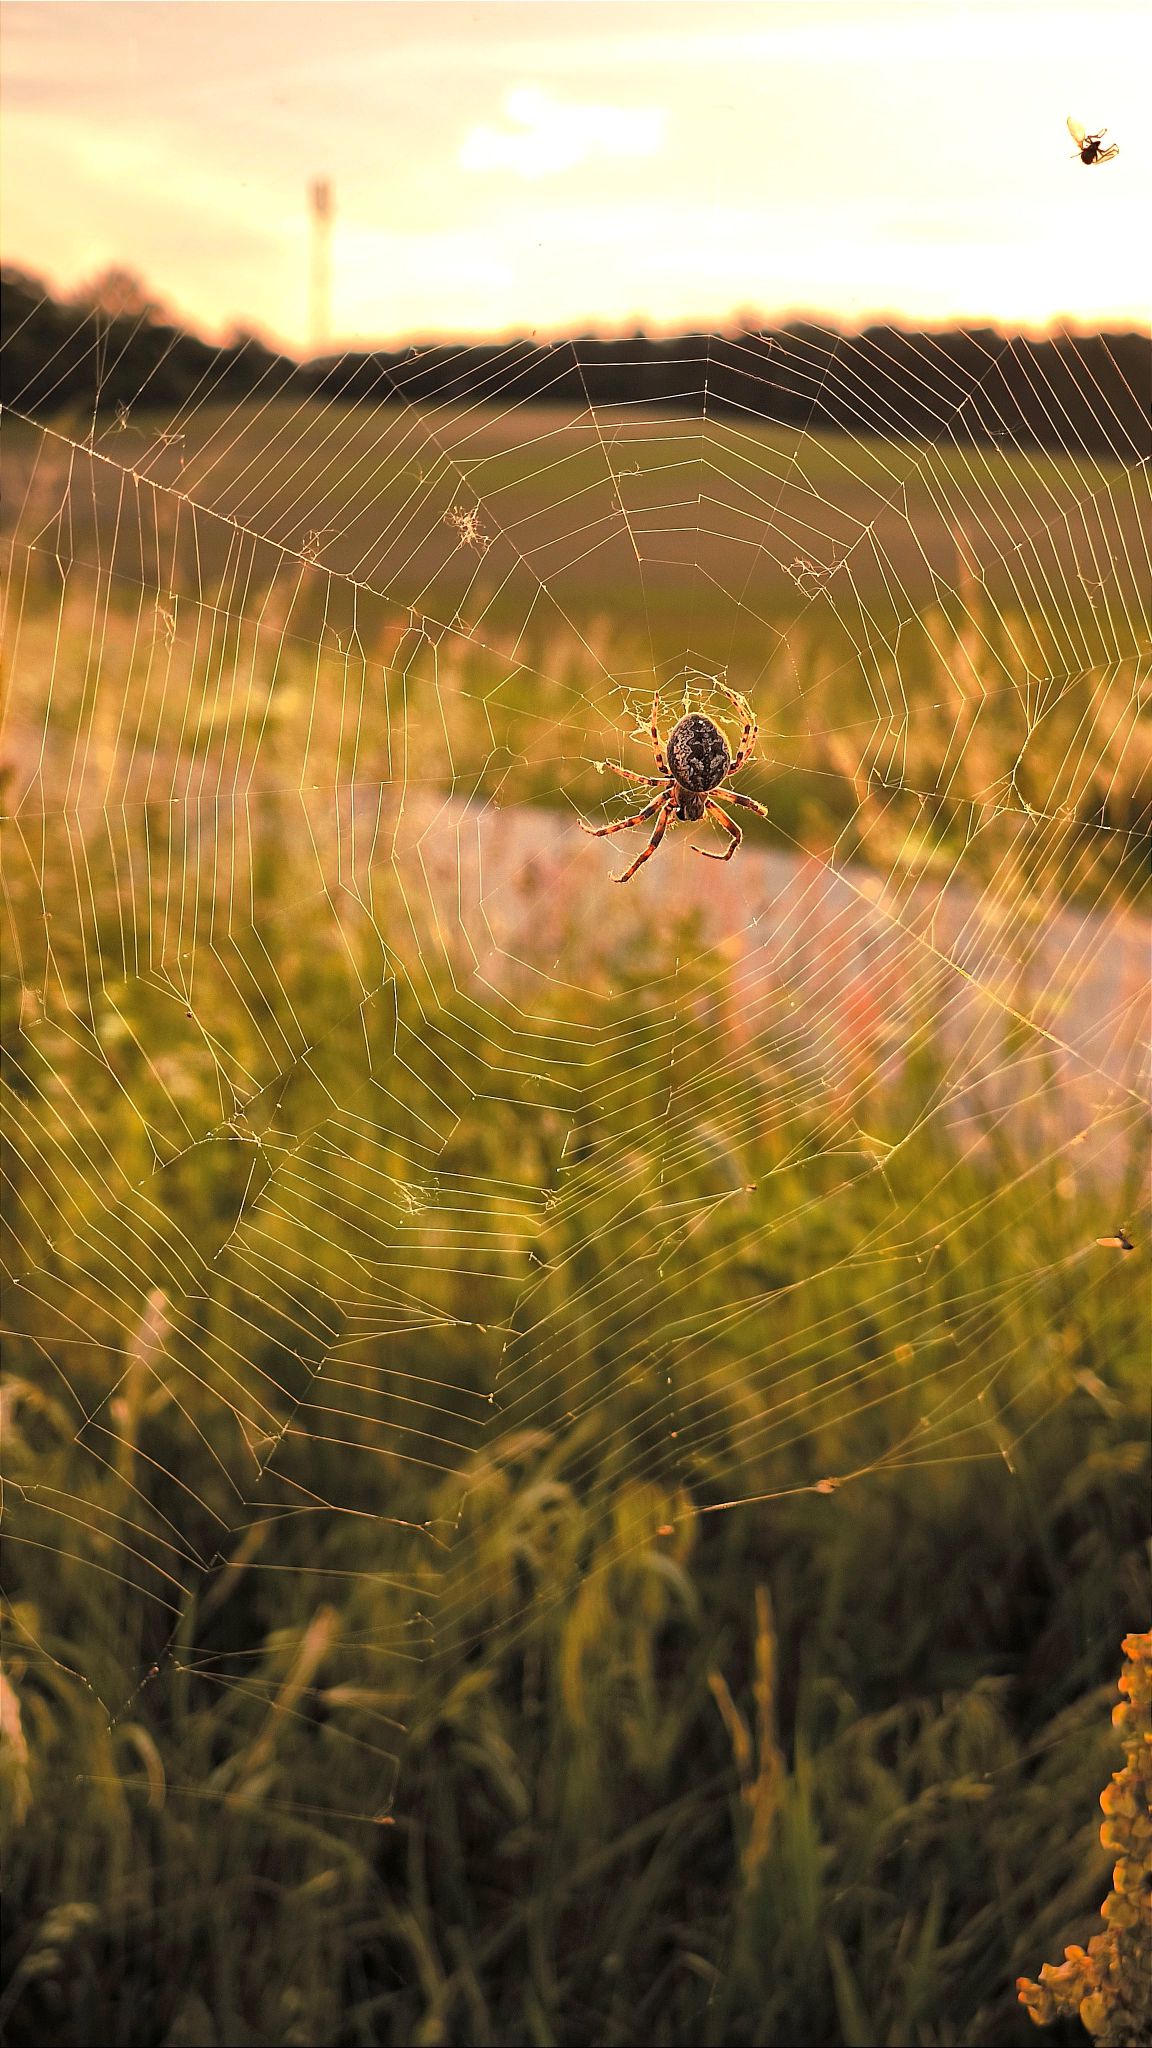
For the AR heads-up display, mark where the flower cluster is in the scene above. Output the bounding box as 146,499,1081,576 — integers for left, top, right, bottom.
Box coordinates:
1018,1632,1151,2046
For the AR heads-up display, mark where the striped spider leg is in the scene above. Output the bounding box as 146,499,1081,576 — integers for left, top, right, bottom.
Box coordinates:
693,800,743,861
593,691,673,791
716,685,758,772
693,787,770,859
612,797,673,882
579,791,675,882
593,759,668,790
648,693,670,774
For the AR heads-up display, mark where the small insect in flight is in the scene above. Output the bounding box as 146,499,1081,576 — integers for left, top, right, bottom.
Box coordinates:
1095,1228,1135,1251
1067,116,1120,165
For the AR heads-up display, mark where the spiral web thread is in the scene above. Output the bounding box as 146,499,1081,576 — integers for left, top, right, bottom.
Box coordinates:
1,315,1148,1822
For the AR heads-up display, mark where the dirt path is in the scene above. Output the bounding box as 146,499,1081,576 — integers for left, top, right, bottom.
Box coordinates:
400,792,1149,1182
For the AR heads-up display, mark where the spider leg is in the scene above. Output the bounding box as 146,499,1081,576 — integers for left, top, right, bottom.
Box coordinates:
648,695,670,775
579,795,665,840
693,799,742,862
727,791,770,821
612,798,673,883
595,760,669,788
718,685,758,771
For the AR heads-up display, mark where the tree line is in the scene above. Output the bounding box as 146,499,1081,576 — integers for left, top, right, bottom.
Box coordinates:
2,265,1147,461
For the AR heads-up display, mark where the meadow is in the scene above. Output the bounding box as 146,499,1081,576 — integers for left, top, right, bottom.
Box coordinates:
1,401,1149,2046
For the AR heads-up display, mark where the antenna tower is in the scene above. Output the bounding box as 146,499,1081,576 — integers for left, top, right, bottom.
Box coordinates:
308,176,333,355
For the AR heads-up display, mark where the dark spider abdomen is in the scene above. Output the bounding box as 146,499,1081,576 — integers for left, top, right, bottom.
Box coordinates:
666,713,731,793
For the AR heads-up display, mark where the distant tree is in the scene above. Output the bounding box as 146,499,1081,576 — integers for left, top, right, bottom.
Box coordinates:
0,263,49,300
223,320,273,350
70,266,169,323
2,267,1147,458
729,305,769,336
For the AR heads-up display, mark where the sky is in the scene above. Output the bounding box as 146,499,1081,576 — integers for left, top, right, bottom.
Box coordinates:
1,0,1149,349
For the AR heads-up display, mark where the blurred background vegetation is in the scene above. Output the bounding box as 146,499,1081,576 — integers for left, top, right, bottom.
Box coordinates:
4,266,1149,458
2,361,1149,2045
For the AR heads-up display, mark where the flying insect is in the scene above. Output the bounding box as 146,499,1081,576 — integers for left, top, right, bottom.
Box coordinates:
1067,116,1119,165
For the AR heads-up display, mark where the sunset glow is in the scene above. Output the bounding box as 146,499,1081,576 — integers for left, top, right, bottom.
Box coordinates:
2,0,1149,347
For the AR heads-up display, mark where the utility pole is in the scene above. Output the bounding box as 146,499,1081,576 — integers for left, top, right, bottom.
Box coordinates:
308,177,333,356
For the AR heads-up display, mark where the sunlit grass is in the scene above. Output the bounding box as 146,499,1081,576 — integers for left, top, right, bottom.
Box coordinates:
1,410,1149,2042
2,783,1146,2040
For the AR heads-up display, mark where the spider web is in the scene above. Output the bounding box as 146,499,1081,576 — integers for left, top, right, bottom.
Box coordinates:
1,310,1148,1827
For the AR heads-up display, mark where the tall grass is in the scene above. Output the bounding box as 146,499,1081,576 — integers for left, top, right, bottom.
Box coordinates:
2,1381,1146,2044
2,411,1149,2043
2,873,1146,2041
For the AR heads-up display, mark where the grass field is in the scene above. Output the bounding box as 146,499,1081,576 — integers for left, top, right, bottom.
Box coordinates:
1,401,1149,2045
3,403,1147,904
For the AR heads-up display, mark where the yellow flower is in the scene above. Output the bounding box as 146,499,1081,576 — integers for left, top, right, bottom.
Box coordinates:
1080,1993,1108,2034
1018,1632,1151,2044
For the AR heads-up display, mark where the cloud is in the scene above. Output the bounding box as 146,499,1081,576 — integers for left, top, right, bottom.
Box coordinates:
460,87,664,180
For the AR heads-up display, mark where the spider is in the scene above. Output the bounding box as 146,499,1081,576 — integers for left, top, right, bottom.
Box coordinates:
580,686,769,883
1066,116,1119,165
